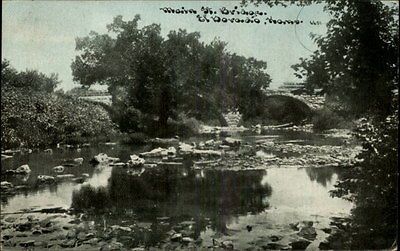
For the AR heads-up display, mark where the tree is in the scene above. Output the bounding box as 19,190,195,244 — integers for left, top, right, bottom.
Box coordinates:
299,1,397,116
1,59,60,93
245,0,398,116
72,15,271,134
244,1,398,249
330,96,398,249
72,15,173,132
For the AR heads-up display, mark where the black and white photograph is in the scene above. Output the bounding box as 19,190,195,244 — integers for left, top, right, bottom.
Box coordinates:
1,1,398,250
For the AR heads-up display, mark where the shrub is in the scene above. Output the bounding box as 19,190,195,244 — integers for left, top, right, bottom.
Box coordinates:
330,98,398,249
1,87,116,149
179,115,202,134
120,132,149,145
312,108,349,131
164,115,202,138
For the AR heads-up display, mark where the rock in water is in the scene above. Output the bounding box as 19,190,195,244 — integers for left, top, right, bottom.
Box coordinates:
83,237,99,245
90,153,109,164
127,154,145,168
139,147,168,157
262,243,288,250
73,157,84,164
52,166,65,173
182,237,194,243
269,235,282,242
222,137,241,147
205,139,215,146
37,175,56,185
167,146,177,155
72,177,86,183
55,174,75,180
44,149,53,154
1,181,14,190
178,143,194,155
193,149,222,157
1,154,13,160
15,164,31,174
150,137,179,145
221,240,234,250
298,226,317,240
170,233,182,242
59,239,76,248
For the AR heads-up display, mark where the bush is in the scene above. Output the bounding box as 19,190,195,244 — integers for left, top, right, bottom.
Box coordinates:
330,101,398,249
312,108,349,131
164,116,202,138
120,132,149,145
110,104,143,132
1,87,116,149
179,114,202,134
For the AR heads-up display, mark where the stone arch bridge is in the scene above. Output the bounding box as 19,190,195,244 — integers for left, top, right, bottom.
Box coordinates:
77,91,325,128
223,90,325,127
78,94,112,106
263,90,325,111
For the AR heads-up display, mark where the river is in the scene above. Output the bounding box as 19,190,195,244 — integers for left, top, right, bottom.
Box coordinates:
1,128,356,250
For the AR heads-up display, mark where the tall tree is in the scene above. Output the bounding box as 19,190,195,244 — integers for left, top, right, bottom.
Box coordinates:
245,0,398,116
72,15,173,132
244,1,398,249
72,15,271,132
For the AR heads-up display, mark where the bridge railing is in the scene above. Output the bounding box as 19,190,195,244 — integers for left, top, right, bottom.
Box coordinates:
78,95,113,106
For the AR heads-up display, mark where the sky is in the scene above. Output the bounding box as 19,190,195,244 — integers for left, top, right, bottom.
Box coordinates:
2,1,330,90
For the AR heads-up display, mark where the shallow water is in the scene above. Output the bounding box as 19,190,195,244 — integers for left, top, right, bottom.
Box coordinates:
1,143,150,212
1,130,353,249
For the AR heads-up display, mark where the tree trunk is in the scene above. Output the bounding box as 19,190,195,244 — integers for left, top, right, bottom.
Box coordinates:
158,87,170,136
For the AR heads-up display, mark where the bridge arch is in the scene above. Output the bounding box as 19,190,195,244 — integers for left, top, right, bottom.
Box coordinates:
264,94,313,123
240,94,314,125
77,91,318,127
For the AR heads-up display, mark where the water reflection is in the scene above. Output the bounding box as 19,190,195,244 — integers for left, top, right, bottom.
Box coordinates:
71,166,272,245
0,143,148,211
110,167,270,213
262,168,352,220
1,131,354,249
304,166,343,187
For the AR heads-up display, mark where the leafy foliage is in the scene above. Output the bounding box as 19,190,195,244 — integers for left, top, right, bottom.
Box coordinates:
2,59,60,93
312,108,348,131
1,61,116,149
245,1,398,116
243,1,399,249
330,99,398,249
293,1,398,116
71,16,271,134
